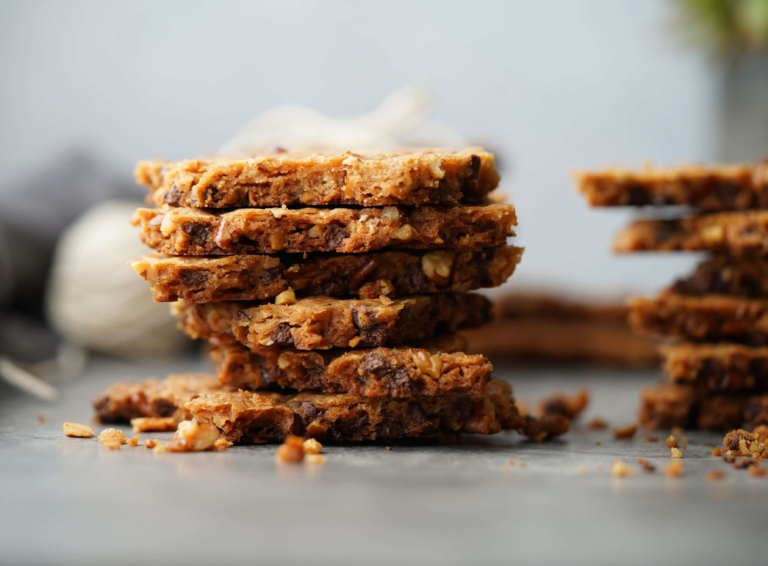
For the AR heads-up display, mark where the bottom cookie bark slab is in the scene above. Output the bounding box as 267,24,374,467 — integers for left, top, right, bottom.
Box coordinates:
93,374,568,443
639,383,768,430
661,342,768,392
211,334,492,397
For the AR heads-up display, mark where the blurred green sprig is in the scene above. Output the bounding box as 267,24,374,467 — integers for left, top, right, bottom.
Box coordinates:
672,0,768,57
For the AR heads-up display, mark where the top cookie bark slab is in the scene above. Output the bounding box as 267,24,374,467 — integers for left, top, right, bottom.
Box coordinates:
136,148,499,208
575,160,768,210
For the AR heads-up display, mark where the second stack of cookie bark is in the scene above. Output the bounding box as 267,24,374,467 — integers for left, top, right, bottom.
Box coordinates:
577,160,768,430
125,148,562,444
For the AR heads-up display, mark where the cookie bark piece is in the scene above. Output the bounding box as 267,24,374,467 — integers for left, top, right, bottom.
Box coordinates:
662,343,768,392
132,204,517,256
463,292,657,366
92,374,221,423
212,335,492,397
575,161,768,210
173,293,492,351
131,246,523,303
639,383,768,430
629,293,768,344
638,383,698,429
614,212,768,256
187,378,527,444
136,148,499,208
670,256,768,299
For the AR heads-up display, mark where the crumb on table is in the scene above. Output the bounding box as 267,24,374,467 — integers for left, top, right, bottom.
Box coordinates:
98,428,127,450
302,438,323,454
671,447,683,458
611,459,634,477
705,470,724,481
637,458,656,473
276,435,305,463
665,461,684,477
665,435,678,449
612,424,637,439
587,417,608,430
63,422,94,438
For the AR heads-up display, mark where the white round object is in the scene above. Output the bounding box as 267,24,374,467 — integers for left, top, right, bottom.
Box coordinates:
46,200,188,358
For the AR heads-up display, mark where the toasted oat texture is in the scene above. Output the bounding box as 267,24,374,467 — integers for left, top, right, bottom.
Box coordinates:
462,292,657,366
136,148,500,208
661,343,768,392
211,336,492,397
614,212,768,256
639,383,768,431
132,204,516,256
187,378,533,443
629,293,768,344
92,374,222,423
131,246,522,303
575,161,768,210
173,293,492,351
670,256,768,298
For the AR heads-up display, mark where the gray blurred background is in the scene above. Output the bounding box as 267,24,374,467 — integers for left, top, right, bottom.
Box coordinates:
0,0,767,361
0,0,724,288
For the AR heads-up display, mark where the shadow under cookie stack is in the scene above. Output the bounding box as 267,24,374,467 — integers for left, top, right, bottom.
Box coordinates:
94,148,567,448
577,159,768,430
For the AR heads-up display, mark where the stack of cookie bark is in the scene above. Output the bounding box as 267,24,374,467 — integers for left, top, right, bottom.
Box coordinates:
95,149,567,445
577,159,768,430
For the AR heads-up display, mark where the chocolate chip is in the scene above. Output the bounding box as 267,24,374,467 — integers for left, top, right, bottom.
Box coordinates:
626,185,651,205
163,186,181,205
182,222,211,245
407,402,427,425
376,419,403,438
153,398,177,418
323,222,346,249
653,220,681,244
358,353,391,376
349,257,380,290
469,154,481,179
179,269,208,287
450,397,473,423
270,322,294,346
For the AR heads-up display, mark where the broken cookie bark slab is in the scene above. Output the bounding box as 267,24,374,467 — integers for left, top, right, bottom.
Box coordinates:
186,378,561,443
136,148,499,208
575,160,768,210
93,374,568,443
614,211,768,256
661,342,768,392
629,293,768,344
669,255,768,299
173,293,492,351
92,374,221,423
212,335,492,397
131,246,522,303
639,383,768,430
132,204,517,256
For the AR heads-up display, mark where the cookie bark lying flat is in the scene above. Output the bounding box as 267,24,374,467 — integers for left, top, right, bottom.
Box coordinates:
212,335,492,397
136,148,499,208
131,246,522,303
132,204,516,255
614,211,768,256
575,160,768,210
639,383,768,430
661,342,768,392
463,292,657,366
629,293,768,344
93,374,221,423
173,293,492,351
93,373,569,443
669,255,768,299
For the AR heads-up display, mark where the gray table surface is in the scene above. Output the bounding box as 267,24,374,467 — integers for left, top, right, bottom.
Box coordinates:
1,356,765,566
